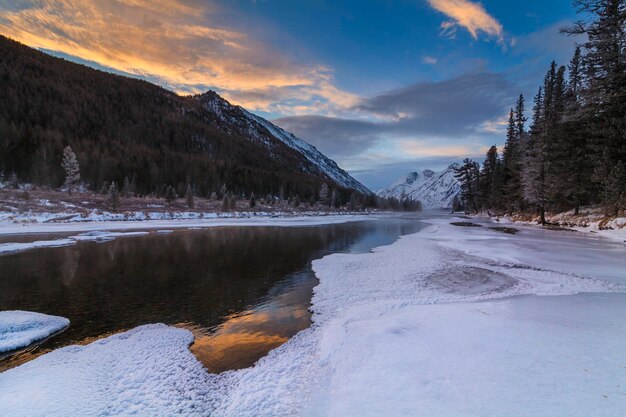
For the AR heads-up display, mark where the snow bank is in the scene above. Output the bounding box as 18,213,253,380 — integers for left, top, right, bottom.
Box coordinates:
0,324,222,417
0,231,150,255
0,213,376,237
0,238,76,254
0,311,69,353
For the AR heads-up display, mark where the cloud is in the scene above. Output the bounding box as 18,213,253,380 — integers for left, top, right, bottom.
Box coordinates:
274,115,382,158
422,55,438,65
0,0,356,112
427,0,504,42
275,71,514,179
354,71,515,136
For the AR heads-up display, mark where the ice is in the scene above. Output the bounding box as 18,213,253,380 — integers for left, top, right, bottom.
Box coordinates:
0,311,69,353
0,238,76,254
1,215,625,416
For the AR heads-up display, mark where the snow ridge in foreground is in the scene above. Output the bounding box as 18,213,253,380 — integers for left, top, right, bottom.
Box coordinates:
1,219,625,416
0,311,69,353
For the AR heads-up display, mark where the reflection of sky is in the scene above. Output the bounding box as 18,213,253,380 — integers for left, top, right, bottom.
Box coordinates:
185,270,316,373
0,0,583,188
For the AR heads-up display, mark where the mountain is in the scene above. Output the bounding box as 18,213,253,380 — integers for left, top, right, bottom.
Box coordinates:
195,92,370,195
0,35,369,199
378,164,461,208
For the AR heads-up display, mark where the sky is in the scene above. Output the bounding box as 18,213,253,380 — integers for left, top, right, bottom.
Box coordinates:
0,0,583,190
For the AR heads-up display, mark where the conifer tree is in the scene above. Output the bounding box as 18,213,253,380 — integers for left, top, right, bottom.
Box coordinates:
319,183,329,205
186,184,194,209
165,186,177,204
454,158,480,213
107,182,120,211
249,192,256,208
62,146,80,195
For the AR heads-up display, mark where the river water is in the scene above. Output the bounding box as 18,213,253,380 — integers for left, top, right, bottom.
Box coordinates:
0,215,426,372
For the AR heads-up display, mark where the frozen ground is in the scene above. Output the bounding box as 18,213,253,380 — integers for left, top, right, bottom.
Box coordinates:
1,216,624,416
0,311,69,354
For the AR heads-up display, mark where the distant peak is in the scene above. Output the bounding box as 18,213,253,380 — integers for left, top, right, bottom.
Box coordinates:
405,172,419,184
422,169,435,178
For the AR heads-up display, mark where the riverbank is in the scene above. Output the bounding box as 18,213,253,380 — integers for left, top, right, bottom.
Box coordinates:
1,215,624,416
469,207,626,244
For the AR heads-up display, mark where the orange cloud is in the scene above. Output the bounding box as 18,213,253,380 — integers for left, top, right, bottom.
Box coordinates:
0,0,357,112
427,0,503,42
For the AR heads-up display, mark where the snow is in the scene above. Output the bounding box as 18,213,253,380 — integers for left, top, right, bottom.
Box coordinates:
378,164,461,208
0,324,219,417
0,311,69,353
0,231,150,255
0,238,77,254
0,213,376,237
1,215,625,416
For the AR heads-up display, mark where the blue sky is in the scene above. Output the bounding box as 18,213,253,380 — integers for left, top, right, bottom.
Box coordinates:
0,0,582,189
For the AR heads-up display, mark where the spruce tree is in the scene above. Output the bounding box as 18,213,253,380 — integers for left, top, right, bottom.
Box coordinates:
454,158,480,213
249,192,256,208
62,146,80,195
319,183,329,205
107,182,120,211
185,184,194,209
165,186,177,204
523,87,548,224
564,0,626,213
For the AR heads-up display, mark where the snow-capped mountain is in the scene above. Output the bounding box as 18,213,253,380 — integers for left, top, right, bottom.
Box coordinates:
378,164,461,208
195,91,371,195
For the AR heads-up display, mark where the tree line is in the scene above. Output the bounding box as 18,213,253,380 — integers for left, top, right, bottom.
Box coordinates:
454,0,625,222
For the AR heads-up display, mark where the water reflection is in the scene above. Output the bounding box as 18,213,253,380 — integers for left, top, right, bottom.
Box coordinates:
0,216,424,372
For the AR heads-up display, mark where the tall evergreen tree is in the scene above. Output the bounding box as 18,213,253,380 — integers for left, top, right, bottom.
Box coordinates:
523,87,549,224
61,146,80,195
479,145,502,209
454,158,480,213
564,0,626,213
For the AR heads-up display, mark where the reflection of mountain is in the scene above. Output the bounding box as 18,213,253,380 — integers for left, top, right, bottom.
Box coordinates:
378,164,461,208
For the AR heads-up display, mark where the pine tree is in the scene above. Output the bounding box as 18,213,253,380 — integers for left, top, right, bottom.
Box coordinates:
165,186,177,204
563,0,626,212
454,158,480,213
523,87,548,224
185,184,194,209
249,192,256,208
318,183,329,205
222,193,230,211
107,182,120,211
61,146,80,195
502,106,523,211
122,176,131,198
330,189,337,208
479,145,501,209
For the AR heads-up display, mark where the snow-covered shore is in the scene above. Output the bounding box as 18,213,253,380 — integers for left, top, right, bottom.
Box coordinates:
0,212,375,236
0,214,377,255
479,208,626,244
0,311,69,354
1,216,625,416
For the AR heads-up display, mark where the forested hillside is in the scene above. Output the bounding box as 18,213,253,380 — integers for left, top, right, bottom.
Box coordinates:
454,0,625,221
0,35,369,202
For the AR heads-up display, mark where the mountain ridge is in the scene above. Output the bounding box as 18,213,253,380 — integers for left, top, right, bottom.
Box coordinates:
0,35,370,200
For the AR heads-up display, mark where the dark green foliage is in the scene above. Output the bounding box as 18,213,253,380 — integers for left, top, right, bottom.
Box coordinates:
454,158,480,213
